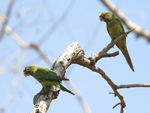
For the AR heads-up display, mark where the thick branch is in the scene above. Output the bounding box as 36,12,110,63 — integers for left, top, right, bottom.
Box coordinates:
100,0,150,41
31,42,84,113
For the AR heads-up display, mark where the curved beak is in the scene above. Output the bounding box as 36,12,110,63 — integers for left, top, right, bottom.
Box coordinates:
99,14,103,22
23,69,27,77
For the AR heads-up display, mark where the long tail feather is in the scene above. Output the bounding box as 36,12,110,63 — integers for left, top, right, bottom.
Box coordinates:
122,49,134,72
60,84,75,95
60,77,69,81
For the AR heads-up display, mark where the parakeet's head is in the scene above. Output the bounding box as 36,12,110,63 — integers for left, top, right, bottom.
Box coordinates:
23,65,37,77
99,11,115,22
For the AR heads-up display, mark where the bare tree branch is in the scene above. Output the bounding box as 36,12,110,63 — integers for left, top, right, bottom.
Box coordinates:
102,51,119,58
74,64,125,113
3,27,148,113
0,17,54,64
0,16,29,48
0,0,15,41
32,42,84,113
3,17,145,113
31,30,132,113
100,0,150,41
116,84,150,89
89,30,133,64
0,0,149,112
74,30,134,113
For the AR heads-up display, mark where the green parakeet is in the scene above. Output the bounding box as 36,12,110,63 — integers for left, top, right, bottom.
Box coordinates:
23,65,74,95
99,11,134,72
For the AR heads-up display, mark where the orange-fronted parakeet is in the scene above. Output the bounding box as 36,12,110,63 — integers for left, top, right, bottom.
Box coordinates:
99,11,134,72
23,65,74,95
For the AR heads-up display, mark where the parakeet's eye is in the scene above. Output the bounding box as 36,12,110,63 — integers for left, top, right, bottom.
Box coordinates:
26,68,30,71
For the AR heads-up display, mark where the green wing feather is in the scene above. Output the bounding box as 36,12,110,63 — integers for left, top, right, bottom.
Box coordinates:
107,18,125,40
34,68,68,82
116,18,125,33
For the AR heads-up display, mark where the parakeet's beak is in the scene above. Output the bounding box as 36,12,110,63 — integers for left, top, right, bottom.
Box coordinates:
23,68,30,77
99,14,104,22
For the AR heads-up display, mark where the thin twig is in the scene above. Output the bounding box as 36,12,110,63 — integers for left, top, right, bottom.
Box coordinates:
0,16,29,48
116,84,150,89
100,51,119,58
0,18,53,65
113,102,121,109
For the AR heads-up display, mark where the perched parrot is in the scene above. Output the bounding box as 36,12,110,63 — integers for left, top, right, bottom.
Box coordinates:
99,11,134,72
23,65,74,95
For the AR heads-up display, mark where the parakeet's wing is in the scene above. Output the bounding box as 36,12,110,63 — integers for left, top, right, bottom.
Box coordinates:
116,18,126,43
45,68,69,81
116,18,125,33
34,68,68,82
